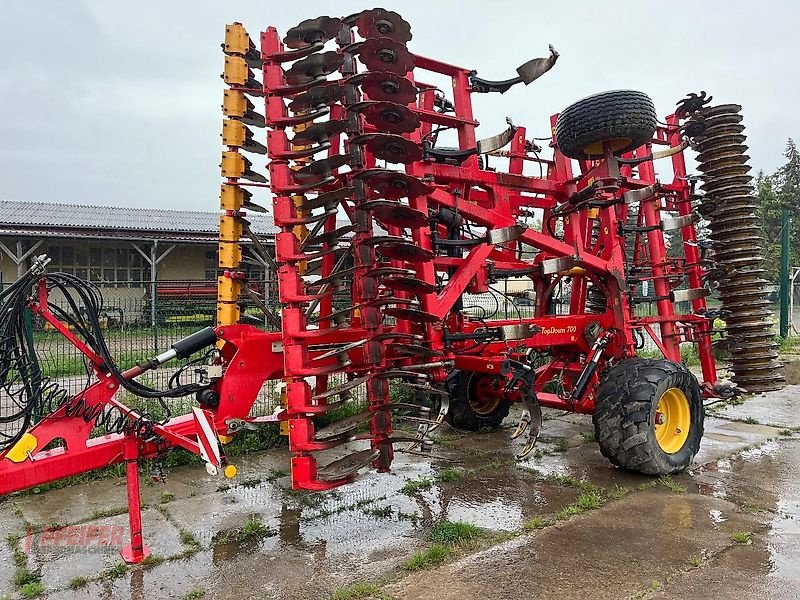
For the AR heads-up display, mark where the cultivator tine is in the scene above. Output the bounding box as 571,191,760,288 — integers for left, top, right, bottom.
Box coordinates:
311,375,371,402
241,285,282,329
513,397,543,460
314,411,374,441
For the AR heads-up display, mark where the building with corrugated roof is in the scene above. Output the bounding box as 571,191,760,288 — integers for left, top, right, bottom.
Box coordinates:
0,200,277,303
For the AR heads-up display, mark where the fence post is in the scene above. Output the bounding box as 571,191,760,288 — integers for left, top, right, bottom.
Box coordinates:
780,209,791,338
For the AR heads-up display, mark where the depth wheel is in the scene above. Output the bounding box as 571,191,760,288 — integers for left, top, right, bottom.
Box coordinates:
445,371,511,431
555,89,658,160
593,358,704,475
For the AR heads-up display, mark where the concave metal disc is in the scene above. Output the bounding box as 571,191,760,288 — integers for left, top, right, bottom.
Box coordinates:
366,236,435,262
382,276,437,294
359,37,415,75
285,51,344,85
292,119,349,144
356,8,412,43
293,154,350,181
284,16,342,49
288,82,344,112
360,101,420,134
361,72,418,104
364,134,422,164
314,411,373,441
384,306,440,324
317,449,380,481
360,199,428,228
356,168,429,199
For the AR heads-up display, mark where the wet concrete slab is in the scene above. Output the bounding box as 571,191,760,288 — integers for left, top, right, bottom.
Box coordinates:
1,393,799,599
710,384,800,429
388,491,763,600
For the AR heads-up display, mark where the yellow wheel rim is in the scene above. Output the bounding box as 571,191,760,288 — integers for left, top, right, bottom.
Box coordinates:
654,387,691,454
583,137,632,156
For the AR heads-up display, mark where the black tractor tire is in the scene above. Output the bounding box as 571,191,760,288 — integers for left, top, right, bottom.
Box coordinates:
445,370,511,431
555,90,658,160
593,358,704,475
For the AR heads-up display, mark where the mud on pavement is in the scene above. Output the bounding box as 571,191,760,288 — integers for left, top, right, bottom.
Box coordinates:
1,387,799,600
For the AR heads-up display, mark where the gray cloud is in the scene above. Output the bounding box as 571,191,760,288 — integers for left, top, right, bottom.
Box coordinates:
1,0,797,210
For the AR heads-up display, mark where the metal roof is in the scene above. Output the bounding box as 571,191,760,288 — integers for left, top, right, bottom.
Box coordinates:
0,200,278,240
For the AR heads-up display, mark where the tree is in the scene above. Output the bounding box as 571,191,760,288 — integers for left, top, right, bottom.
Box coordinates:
754,139,800,281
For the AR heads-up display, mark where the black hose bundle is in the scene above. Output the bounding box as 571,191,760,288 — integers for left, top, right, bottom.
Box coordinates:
0,259,208,451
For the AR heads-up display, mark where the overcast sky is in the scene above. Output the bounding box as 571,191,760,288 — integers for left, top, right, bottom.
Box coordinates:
1,1,798,211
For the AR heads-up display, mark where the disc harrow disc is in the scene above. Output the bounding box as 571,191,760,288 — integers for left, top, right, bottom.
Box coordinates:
360,199,428,228
359,101,420,134
292,120,349,145
288,82,344,112
285,51,344,85
359,37,415,75
365,134,423,163
361,72,418,104
356,169,429,199
365,235,434,262
284,16,342,49
356,8,412,43
317,449,380,481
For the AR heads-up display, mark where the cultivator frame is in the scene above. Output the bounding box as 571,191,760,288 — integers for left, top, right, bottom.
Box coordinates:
0,8,783,564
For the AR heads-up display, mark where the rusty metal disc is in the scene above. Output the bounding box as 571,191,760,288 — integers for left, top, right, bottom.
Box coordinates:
360,199,428,228
359,37,415,75
356,168,429,199
364,265,416,278
293,154,350,181
382,276,437,294
284,16,342,49
317,449,380,481
292,119,349,145
364,134,422,163
285,51,344,85
365,235,435,262
384,305,440,324
359,101,420,134
288,82,344,112
361,72,418,104
356,8,412,43
314,411,373,441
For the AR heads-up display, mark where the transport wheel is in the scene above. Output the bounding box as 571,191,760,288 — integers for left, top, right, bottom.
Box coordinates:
593,358,704,475
555,89,658,160
445,370,511,431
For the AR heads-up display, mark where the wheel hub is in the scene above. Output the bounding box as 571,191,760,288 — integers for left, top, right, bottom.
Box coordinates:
654,387,691,454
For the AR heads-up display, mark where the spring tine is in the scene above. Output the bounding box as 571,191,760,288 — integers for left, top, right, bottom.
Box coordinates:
241,285,282,329
305,247,354,318
311,338,368,361
240,219,279,272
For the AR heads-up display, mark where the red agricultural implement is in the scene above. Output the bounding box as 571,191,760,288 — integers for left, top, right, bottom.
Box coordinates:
0,9,784,563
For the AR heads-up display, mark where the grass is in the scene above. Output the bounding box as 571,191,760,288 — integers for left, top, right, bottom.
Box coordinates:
180,529,201,547
779,429,795,436
214,516,274,545
183,590,206,600
658,475,687,494
688,554,702,568
67,576,89,589
14,568,40,587
429,521,482,544
555,489,604,521
436,468,463,483
404,544,451,571
400,477,433,495
159,492,175,503
731,531,752,544
330,582,385,600
522,516,547,530
19,582,44,599
580,430,595,443
743,416,760,424
362,505,394,519
90,506,128,519
141,555,165,567
554,437,570,452
99,563,128,580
